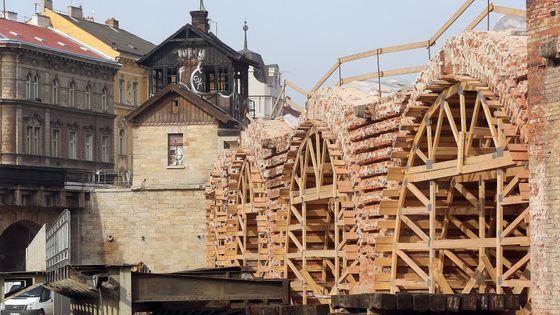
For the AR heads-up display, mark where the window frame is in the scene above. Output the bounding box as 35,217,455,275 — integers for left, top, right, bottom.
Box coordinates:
69,81,76,107
85,85,92,110
119,79,125,104
68,131,77,159
101,87,108,111
33,74,39,100
51,79,59,104
25,73,32,100
101,135,110,162
84,133,94,161
167,133,184,166
118,129,125,156
51,128,60,157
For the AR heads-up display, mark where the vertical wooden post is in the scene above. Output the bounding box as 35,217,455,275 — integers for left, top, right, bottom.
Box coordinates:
429,180,437,293
478,177,486,293
334,199,340,294
496,168,504,294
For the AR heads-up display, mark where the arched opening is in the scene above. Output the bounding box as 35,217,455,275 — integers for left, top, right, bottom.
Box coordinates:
283,122,357,304
0,221,41,272
377,76,530,304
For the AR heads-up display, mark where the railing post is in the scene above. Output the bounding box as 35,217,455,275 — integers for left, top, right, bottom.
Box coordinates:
338,59,342,86
376,49,382,99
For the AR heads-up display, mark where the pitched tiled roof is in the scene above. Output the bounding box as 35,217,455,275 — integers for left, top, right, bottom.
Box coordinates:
57,13,154,57
0,18,111,62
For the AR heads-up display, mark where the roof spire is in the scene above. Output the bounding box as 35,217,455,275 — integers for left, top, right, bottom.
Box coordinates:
243,20,249,50
200,0,206,12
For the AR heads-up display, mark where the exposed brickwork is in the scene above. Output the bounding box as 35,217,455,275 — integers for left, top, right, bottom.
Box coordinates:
205,30,531,301
527,1,560,313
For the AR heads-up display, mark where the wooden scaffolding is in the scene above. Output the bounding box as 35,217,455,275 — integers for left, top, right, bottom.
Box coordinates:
282,121,358,304
206,150,269,275
375,76,530,301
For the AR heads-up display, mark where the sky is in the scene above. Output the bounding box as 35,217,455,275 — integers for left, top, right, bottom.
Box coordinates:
5,0,526,97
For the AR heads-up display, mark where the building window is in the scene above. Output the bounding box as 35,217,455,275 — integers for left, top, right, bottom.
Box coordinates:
68,131,77,159
33,74,39,100
101,88,108,111
168,134,184,166
133,82,139,106
166,68,177,85
25,73,32,100
69,81,76,107
218,68,229,92
85,85,92,110
101,136,110,162
119,129,125,155
205,71,215,92
51,129,60,157
25,125,41,155
85,133,94,161
119,79,125,104
51,79,59,104
152,68,164,94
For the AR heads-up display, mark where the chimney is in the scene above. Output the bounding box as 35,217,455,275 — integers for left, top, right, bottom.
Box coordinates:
40,0,53,13
68,6,83,19
1,11,17,21
28,14,51,27
105,17,119,29
190,10,209,33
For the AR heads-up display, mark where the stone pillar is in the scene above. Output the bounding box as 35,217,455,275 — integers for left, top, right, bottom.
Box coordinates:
527,0,560,313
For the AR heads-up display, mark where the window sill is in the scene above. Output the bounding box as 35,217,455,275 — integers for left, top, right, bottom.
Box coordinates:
167,165,185,169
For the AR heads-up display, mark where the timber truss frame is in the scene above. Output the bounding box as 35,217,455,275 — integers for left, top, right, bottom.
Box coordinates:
283,121,358,304
229,151,269,276
377,76,530,300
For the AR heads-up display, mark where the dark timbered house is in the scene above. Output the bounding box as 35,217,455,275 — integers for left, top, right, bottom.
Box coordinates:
137,8,257,126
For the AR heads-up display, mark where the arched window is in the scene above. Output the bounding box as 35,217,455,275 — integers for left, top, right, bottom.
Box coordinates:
69,81,75,107
25,73,32,100
85,85,92,110
51,79,59,104
33,74,39,100
119,129,125,155
101,87,108,111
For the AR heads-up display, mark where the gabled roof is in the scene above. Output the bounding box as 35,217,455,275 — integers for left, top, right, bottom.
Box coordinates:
138,23,258,67
126,84,238,125
56,12,155,57
0,18,113,63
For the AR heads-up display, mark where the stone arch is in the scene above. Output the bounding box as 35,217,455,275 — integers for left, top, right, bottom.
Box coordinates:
376,75,530,306
281,121,358,304
0,220,42,271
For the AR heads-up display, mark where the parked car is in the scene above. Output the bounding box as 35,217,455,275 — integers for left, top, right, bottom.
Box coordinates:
0,285,53,315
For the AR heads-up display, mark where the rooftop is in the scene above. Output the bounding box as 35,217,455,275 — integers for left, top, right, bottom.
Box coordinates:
55,12,155,58
0,18,111,62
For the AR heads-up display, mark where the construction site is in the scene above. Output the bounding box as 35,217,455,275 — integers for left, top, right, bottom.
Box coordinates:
1,0,560,314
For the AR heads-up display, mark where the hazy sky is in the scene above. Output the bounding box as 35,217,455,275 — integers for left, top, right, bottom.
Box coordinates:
6,0,525,93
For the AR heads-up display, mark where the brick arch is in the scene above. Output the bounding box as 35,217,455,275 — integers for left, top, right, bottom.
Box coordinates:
412,31,528,140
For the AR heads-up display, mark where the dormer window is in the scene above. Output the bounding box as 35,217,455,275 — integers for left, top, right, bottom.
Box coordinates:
34,37,45,42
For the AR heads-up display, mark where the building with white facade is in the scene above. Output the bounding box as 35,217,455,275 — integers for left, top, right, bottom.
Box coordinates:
239,22,282,119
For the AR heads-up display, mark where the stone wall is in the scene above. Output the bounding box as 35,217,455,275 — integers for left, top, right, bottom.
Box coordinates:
132,124,219,189
81,188,207,273
527,1,560,313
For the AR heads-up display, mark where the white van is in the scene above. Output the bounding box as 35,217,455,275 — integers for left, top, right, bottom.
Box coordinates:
1,285,53,315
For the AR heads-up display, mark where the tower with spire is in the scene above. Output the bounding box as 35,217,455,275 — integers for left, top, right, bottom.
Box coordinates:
238,20,283,119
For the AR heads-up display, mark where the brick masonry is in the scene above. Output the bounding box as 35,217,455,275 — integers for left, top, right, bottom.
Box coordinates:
527,1,560,314
205,30,531,297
